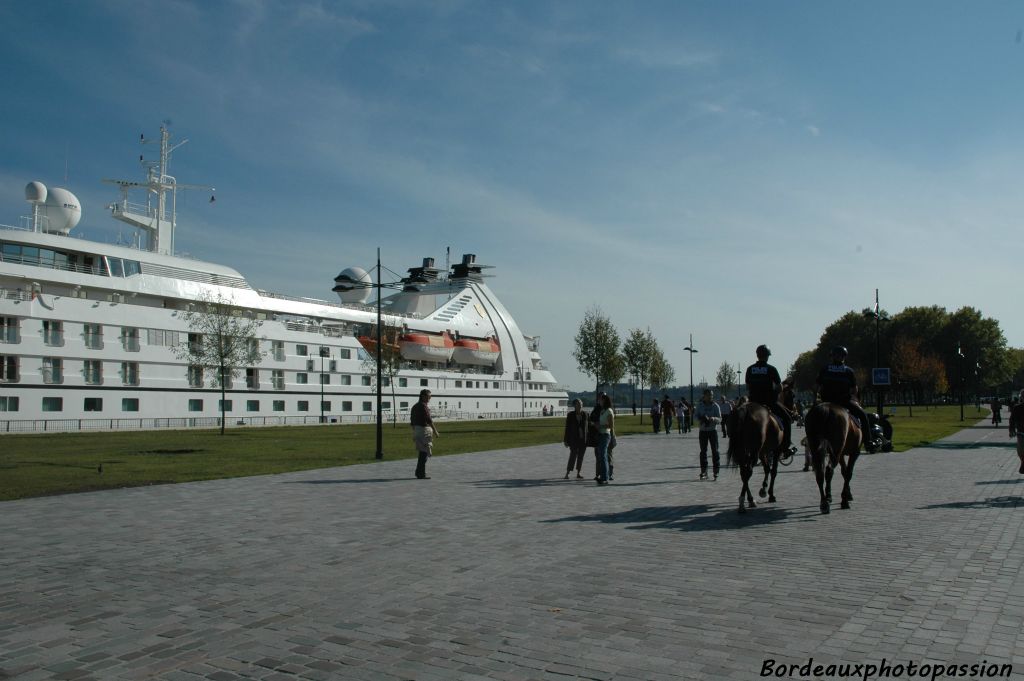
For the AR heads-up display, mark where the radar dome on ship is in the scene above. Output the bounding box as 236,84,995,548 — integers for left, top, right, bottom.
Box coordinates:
333,266,373,304
25,182,81,235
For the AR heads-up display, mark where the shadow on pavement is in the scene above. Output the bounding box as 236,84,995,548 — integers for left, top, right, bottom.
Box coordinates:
283,478,411,485
919,496,1022,510
976,479,1024,486
540,503,819,532
469,478,683,488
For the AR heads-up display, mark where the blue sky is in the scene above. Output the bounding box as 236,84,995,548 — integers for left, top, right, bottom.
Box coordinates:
1,1,1022,391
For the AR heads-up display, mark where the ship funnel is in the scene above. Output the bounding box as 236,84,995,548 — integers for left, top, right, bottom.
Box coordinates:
423,257,435,268
462,253,476,265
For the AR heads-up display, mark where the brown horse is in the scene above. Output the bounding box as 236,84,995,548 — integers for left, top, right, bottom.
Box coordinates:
726,399,786,514
803,402,862,514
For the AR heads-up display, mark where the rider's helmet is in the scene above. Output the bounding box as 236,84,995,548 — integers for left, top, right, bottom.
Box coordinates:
756,344,771,359
831,345,848,361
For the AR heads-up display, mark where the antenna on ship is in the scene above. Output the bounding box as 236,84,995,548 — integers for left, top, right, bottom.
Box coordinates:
103,123,215,255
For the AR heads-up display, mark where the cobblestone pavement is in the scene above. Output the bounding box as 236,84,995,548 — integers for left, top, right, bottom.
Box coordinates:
1,420,1022,680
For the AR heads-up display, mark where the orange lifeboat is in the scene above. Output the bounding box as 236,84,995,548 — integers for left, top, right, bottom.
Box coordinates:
452,336,500,366
357,335,400,356
398,331,454,362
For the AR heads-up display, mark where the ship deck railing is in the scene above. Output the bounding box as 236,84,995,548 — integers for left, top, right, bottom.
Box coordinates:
0,410,569,434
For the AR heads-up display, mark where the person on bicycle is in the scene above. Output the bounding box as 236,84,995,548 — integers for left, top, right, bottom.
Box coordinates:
815,345,875,452
745,345,795,454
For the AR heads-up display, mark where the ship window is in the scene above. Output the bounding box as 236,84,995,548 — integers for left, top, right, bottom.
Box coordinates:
42,397,63,412
420,379,428,387
340,375,351,385
122,362,139,386
296,344,308,356
321,401,331,412
338,348,351,359
361,376,371,386
1,243,20,259
382,401,391,410
455,380,463,388
39,249,56,267
122,398,139,412
22,246,39,263
362,401,372,411
121,327,140,352
297,400,309,412
84,360,103,385
43,320,63,346
399,378,408,387
42,357,63,384
123,260,141,276
188,365,203,387
188,399,203,412
320,374,330,385
247,400,259,412
296,373,308,385
273,400,285,412
84,323,103,349
272,370,284,390
107,257,124,278
342,401,352,412
219,399,233,412
0,355,18,382
246,368,259,390
84,397,103,412
0,396,19,412
400,401,409,410
0,317,19,344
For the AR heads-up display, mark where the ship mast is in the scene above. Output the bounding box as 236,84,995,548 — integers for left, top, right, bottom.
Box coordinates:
103,125,214,255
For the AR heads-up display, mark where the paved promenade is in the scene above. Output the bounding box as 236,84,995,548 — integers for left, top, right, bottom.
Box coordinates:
1,420,1022,680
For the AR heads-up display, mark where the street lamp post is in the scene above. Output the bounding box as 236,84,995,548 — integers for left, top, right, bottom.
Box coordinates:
684,334,698,406
736,364,742,400
957,342,965,422
319,345,329,424
332,247,403,460
864,289,890,416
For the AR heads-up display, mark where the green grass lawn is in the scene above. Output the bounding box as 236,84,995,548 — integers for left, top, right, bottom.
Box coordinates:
0,407,988,501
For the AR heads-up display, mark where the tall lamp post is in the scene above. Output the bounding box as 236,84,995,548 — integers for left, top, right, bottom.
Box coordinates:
736,364,742,400
974,360,982,413
957,342,965,422
684,334,698,406
319,345,329,424
332,248,404,460
863,289,890,416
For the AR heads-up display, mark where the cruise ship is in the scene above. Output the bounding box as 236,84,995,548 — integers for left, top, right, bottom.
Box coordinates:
0,126,567,432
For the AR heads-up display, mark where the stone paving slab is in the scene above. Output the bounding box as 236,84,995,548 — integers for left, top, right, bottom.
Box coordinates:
1,419,1022,680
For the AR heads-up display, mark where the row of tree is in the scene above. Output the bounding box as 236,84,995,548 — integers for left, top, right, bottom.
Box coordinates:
788,304,1022,405
572,307,676,409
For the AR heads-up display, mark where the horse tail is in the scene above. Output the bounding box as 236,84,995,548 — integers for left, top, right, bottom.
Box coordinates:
807,403,833,468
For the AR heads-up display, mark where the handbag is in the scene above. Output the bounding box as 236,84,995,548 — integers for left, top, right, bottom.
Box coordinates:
586,422,598,448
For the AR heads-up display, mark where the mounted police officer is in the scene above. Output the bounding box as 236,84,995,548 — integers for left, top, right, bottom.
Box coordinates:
815,346,875,452
744,345,795,454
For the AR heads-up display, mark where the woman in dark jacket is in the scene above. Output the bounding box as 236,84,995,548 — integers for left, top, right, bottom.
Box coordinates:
563,398,589,479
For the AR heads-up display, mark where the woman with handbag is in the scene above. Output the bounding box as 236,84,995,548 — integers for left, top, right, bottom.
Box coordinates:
562,399,589,479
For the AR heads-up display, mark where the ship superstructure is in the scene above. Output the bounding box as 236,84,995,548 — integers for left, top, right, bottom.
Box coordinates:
0,127,566,431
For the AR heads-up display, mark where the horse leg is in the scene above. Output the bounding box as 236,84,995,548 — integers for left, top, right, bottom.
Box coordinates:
815,464,829,514
738,463,750,513
841,450,859,509
758,455,769,498
768,452,780,503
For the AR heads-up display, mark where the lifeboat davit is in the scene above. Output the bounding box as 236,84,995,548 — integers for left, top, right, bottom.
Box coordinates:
452,336,501,366
398,331,454,362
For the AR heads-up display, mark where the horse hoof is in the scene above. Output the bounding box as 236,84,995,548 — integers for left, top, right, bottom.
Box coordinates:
748,500,757,508
738,506,746,514
769,495,777,503
841,500,851,509
758,488,767,499
821,503,830,514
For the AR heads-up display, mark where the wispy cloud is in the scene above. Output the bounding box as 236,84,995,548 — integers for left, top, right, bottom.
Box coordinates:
612,44,719,69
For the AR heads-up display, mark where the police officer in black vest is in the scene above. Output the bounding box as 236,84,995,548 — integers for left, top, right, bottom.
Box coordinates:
815,346,874,452
744,345,795,454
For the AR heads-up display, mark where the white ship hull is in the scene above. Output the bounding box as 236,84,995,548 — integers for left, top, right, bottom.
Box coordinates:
0,128,567,432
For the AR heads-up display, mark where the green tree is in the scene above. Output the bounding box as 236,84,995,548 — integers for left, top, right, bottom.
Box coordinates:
174,293,266,435
572,307,622,397
622,328,656,420
715,361,735,398
649,348,675,392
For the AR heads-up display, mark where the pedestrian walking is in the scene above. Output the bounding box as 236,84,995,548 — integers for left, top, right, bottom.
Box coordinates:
411,389,439,479
695,389,722,480
563,399,589,479
661,394,674,434
594,393,616,485
992,397,1003,427
1009,391,1024,475
718,396,733,438
676,399,686,433
682,398,693,433
650,399,661,433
